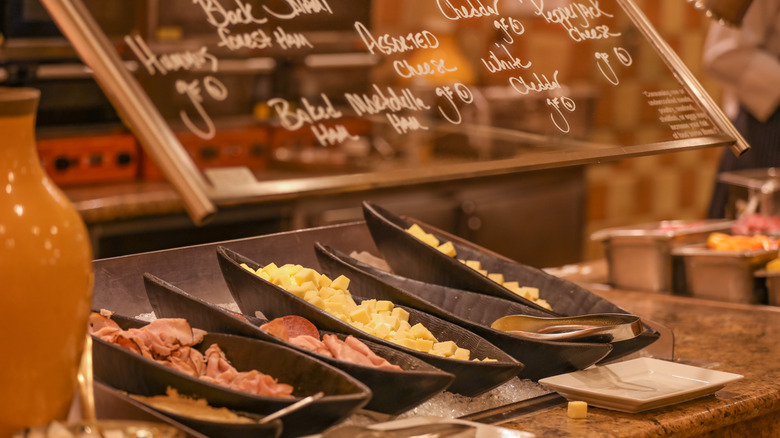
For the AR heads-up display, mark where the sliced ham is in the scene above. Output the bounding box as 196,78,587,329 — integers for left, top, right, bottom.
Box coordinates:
88,311,294,398
290,335,333,357
260,315,320,340
261,315,402,371
344,335,402,370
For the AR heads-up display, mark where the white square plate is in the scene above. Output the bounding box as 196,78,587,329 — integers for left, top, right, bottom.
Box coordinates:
538,357,742,413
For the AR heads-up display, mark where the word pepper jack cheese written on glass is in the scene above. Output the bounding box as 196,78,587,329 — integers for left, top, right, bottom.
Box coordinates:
241,262,495,361
405,224,552,310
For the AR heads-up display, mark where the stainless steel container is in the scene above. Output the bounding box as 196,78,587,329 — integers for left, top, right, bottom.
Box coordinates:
591,220,733,293
755,270,780,307
672,245,774,304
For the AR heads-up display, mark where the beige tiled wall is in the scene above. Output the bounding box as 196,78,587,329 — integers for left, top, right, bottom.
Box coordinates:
582,1,726,260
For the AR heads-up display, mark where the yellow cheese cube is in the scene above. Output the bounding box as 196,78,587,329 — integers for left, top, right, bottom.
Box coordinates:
567,401,588,419
261,262,279,274
240,263,256,274
330,275,351,291
383,315,401,331
421,233,439,248
452,347,471,361
286,284,309,298
503,281,520,291
308,295,325,310
464,260,482,270
436,241,457,257
477,269,488,276
518,286,540,300
257,271,271,281
318,286,337,299
318,274,333,288
488,273,505,284
432,341,458,357
375,300,394,313
298,281,318,293
394,337,417,350
324,294,348,314
410,323,436,341
361,299,377,314
374,322,392,339
279,264,303,277
303,290,319,303
398,319,412,332
344,296,358,312
391,307,410,322
536,299,552,310
294,267,319,285
350,306,371,324
406,224,427,239
415,338,434,353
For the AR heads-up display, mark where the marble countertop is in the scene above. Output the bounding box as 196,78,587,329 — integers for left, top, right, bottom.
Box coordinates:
499,279,780,437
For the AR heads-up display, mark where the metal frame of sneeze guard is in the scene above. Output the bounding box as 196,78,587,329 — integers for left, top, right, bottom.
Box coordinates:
39,0,217,225
617,0,750,157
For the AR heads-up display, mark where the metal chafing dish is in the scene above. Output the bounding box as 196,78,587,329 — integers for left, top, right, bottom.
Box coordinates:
672,244,774,304
591,219,734,293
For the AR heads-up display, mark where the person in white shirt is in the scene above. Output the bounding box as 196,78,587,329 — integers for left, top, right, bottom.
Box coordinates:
704,0,780,218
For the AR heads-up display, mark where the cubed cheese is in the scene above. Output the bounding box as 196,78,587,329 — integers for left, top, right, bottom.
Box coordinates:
488,273,505,284
432,341,458,357
318,286,336,299
406,223,427,239
375,300,394,313
503,281,520,292
415,338,434,353
349,306,371,325
394,338,417,350
437,241,457,257
240,263,256,274
410,323,436,341
308,295,325,310
330,275,350,291
318,274,333,288
421,233,439,248
361,299,377,314
391,307,410,322
286,284,309,298
294,267,319,285
452,347,471,361
374,322,392,339
567,401,588,419
261,262,279,274
464,260,482,270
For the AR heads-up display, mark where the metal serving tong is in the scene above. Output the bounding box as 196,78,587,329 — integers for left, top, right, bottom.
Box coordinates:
490,313,643,343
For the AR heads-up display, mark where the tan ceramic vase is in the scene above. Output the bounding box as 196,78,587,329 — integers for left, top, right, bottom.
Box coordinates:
0,87,94,436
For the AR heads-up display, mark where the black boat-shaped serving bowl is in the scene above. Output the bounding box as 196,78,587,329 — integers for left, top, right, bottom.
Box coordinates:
361,202,660,361
314,243,619,380
142,273,455,415
90,313,371,438
216,245,524,397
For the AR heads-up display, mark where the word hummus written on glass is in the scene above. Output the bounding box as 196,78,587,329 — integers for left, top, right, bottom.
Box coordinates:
79,0,732,174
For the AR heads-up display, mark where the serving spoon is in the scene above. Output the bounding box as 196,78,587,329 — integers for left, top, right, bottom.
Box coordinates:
490,313,643,342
